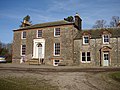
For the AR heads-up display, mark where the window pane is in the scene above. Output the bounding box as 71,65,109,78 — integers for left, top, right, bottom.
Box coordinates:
82,52,86,61
22,45,26,55
104,35,109,43
87,52,91,61
87,52,90,56
55,28,60,36
82,52,85,56
55,43,60,55
104,54,109,60
38,30,42,37
82,57,86,61
87,57,91,61
55,60,59,62
23,31,26,38
84,36,89,44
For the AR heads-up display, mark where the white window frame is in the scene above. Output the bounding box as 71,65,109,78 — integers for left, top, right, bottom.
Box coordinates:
81,52,91,63
102,34,110,44
54,28,60,37
54,43,60,56
21,31,26,39
21,45,26,56
83,36,89,45
53,60,60,66
37,30,42,38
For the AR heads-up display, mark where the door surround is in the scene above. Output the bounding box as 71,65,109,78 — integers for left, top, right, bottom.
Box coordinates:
99,46,111,66
33,39,45,59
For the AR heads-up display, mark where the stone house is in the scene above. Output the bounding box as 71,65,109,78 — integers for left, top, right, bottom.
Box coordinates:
12,13,120,67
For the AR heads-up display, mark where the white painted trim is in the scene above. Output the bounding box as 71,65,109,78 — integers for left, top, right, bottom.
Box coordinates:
54,43,60,56
102,34,110,44
32,39,45,59
21,31,26,39
21,45,26,56
54,28,60,37
53,60,60,66
83,36,89,45
37,30,42,38
81,52,91,63
103,52,109,66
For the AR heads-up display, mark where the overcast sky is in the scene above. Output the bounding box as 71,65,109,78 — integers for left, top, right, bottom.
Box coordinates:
0,0,120,43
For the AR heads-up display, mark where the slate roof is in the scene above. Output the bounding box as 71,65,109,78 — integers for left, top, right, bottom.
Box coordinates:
75,27,120,39
14,20,74,31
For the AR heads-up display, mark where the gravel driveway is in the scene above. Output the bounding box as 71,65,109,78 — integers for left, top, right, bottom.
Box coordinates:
0,63,120,90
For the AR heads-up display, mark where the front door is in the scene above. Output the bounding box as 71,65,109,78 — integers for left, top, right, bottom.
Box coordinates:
103,52,109,66
33,39,45,59
38,43,42,58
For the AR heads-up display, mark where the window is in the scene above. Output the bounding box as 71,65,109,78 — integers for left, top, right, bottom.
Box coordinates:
104,53,109,61
53,60,60,66
37,30,42,38
83,36,89,44
54,43,60,56
54,28,60,37
103,35,109,44
22,31,26,39
82,52,91,62
21,45,26,56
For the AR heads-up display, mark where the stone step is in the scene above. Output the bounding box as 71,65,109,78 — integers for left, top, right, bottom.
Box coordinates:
29,59,39,65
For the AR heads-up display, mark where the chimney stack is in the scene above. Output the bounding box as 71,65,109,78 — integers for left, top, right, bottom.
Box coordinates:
74,13,82,30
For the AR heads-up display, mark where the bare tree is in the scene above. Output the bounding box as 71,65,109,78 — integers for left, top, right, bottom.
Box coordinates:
110,16,119,27
93,20,106,28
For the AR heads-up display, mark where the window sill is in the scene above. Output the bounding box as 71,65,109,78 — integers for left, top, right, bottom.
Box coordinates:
54,55,60,57
54,35,60,38
103,43,109,45
81,61,91,63
21,38,26,39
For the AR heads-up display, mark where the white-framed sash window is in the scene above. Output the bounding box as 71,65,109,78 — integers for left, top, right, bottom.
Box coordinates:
54,43,60,56
54,28,60,37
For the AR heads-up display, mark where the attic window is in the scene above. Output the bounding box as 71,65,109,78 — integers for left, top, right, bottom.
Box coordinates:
103,35,110,44
83,36,89,45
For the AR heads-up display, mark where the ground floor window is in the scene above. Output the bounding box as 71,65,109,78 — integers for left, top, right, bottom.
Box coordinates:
54,43,60,56
21,45,26,56
53,60,60,66
81,52,91,62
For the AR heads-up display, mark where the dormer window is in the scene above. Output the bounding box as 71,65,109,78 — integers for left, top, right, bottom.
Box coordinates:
103,35,109,44
54,28,60,37
22,31,26,39
83,36,89,44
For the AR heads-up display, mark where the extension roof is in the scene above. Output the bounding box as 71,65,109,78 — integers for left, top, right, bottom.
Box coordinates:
13,20,74,31
75,27,120,39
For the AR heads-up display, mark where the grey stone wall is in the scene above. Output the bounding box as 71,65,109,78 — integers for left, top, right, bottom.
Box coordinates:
12,31,21,63
13,25,76,65
74,37,120,67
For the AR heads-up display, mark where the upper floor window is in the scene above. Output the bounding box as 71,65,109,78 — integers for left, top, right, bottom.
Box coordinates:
103,35,109,44
37,30,42,38
54,43,60,56
82,52,91,63
54,28,60,37
22,31,26,39
21,45,26,56
83,36,89,44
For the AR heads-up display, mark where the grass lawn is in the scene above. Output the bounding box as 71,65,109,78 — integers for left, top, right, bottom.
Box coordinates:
0,76,58,90
109,71,120,82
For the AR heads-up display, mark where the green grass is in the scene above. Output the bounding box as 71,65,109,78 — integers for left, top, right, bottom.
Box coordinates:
109,72,120,82
0,77,58,90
